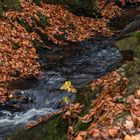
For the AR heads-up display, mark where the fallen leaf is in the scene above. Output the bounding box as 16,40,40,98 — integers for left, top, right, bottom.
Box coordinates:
108,127,118,137
124,120,134,130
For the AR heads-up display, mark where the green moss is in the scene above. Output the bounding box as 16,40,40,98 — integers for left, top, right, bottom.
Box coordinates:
1,0,21,11
117,32,140,96
35,29,50,44
32,39,49,54
18,17,50,45
0,0,21,17
68,24,75,30
7,114,68,140
7,81,98,140
18,13,50,32
0,5,3,17
54,34,66,41
73,85,99,132
13,43,20,50
133,31,140,39
36,13,51,29
33,0,42,6
125,64,134,77
18,19,33,32
74,119,92,132
113,111,129,124
12,0,21,11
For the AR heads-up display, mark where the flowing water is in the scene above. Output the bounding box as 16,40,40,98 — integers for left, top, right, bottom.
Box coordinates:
0,6,139,139
0,38,122,139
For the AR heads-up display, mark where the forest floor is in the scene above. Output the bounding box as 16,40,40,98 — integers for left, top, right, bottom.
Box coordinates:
0,0,119,103
0,0,140,140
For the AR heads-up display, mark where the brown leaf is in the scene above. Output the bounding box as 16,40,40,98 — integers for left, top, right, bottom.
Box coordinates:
108,127,118,137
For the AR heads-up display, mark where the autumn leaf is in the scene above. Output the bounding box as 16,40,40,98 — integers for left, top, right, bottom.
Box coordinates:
61,81,77,93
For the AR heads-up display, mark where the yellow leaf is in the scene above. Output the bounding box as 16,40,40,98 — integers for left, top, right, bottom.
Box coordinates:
60,81,77,93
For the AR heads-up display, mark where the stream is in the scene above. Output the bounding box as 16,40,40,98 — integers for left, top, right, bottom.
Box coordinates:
0,37,122,139
0,3,139,138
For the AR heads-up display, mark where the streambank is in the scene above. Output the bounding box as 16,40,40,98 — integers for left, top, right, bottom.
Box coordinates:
1,4,140,140
7,29,140,140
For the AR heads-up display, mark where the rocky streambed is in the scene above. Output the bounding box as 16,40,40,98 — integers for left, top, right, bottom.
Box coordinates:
0,37,122,140
1,8,140,140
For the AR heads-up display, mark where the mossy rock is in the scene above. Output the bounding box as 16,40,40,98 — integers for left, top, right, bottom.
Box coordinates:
116,32,140,95
116,36,139,51
33,0,42,6
0,0,21,17
7,83,97,140
116,32,140,59
7,114,68,140
18,17,51,46
18,19,33,33
33,13,51,29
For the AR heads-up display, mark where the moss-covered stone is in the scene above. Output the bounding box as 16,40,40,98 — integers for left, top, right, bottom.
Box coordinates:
116,31,140,95
0,0,21,17
74,119,92,132
18,17,51,46
7,114,68,140
0,3,3,17
18,19,33,33
72,84,99,132
35,13,51,29
33,0,42,6
7,82,98,140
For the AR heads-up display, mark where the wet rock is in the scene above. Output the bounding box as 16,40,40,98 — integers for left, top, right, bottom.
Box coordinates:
120,50,134,62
